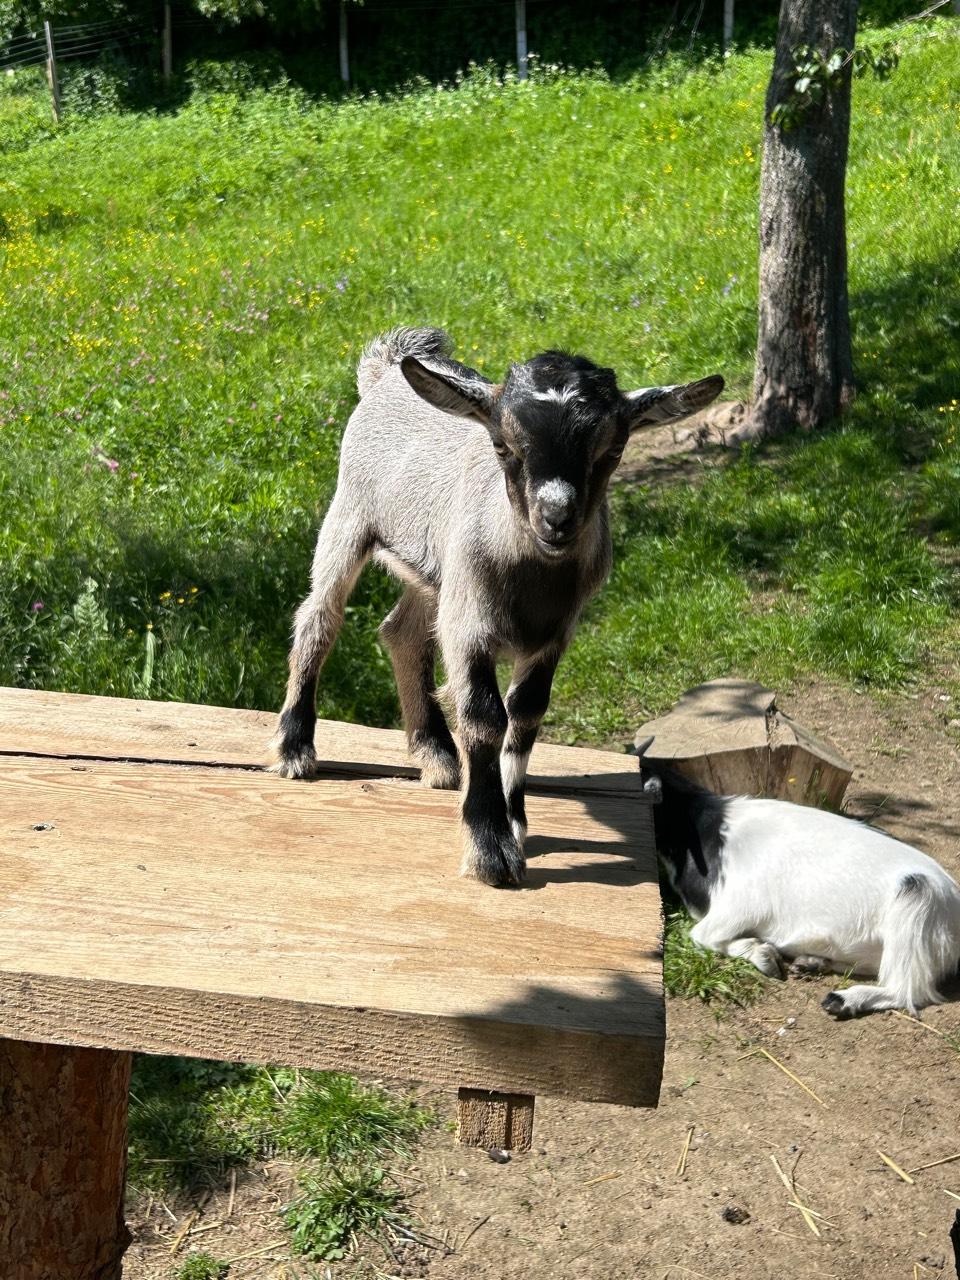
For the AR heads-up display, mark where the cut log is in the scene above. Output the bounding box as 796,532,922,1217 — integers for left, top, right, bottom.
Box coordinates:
635,679,852,807
0,1039,131,1280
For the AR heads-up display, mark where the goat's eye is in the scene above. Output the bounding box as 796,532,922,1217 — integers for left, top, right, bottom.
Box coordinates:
493,441,515,461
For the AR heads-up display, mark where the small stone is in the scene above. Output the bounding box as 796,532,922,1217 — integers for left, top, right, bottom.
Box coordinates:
487,1147,510,1164
32,822,54,831
721,1205,751,1225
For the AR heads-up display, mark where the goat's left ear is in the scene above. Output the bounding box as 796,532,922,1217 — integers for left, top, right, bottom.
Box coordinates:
624,374,724,432
401,355,497,426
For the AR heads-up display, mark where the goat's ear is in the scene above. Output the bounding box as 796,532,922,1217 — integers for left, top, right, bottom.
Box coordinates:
624,375,724,432
400,355,496,425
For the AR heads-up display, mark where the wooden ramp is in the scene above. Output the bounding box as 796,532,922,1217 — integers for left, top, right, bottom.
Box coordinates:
0,688,662,1277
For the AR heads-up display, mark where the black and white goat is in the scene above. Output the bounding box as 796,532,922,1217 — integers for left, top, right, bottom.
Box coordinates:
638,740,960,1017
272,327,722,886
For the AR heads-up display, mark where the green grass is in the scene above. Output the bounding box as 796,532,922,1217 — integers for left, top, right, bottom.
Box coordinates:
285,1165,407,1262
174,1254,229,1280
2,22,959,734
127,1057,431,1260
663,908,767,1005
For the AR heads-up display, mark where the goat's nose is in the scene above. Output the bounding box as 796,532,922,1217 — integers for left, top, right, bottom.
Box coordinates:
540,500,576,536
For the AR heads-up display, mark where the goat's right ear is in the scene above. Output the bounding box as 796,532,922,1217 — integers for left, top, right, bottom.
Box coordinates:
400,356,496,426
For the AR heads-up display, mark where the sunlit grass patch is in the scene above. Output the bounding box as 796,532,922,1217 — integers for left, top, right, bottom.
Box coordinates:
285,1165,408,1263
663,908,767,1006
127,1057,434,1263
2,23,958,737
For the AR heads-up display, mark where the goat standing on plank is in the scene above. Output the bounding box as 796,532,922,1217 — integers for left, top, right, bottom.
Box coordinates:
637,741,960,1017
272,327,722,886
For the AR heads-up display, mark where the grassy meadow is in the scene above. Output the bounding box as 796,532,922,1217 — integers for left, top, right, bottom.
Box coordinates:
3,22,959,742
3,22,960,1264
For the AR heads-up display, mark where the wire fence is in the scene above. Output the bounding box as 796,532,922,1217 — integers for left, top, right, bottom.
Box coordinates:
0,14,157,72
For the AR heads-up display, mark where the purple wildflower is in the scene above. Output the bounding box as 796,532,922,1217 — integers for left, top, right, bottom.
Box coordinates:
31,601,44,612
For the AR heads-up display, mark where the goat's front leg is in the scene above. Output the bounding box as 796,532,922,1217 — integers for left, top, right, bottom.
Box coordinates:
689,916,786,978
447,649,524,888
501,650,560,845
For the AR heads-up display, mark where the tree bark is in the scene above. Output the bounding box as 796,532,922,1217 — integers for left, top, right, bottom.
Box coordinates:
749,0,857,438
0,1039,132,1280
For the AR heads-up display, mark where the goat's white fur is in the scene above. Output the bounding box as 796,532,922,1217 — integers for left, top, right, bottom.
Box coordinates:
536,478,577,507
687,796,960,1016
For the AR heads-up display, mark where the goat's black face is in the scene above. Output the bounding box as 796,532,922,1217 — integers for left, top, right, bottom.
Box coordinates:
492,354,627,560
400,349,724,561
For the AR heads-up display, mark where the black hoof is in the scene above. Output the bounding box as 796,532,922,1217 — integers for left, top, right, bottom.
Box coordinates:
822,991,851,1019
462,828,526,888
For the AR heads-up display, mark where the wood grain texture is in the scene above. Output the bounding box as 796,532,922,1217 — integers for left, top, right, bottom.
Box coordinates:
456,1088,534,1152
0,687,648,798
0,712,664,1106
0,1039,130,1279
636,678,852,807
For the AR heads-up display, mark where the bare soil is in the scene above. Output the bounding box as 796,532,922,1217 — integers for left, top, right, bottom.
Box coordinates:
125,677,960,1280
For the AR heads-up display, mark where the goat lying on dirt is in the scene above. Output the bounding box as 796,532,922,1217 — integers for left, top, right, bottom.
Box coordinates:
272,327,722,886
638,739,960,1017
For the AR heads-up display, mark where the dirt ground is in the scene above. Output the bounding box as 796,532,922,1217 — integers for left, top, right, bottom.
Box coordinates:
125,676,960,1280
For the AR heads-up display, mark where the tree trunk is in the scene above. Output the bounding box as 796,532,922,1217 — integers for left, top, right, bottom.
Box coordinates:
0,1039,132,1280
749,0,857,438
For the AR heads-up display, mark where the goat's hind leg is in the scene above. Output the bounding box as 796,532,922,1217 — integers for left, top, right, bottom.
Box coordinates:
380,588,460,789
822,985,901,1019
271,501,371,779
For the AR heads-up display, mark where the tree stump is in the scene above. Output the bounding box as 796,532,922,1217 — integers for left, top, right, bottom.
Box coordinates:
635,679,852,807
0,1039,131,1280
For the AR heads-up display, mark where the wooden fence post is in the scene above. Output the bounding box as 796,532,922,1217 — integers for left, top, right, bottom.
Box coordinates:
43,20,61,122
515,0,528,80
723,0,734,50
162,2,172,82
0,1038,132,1279
339,0,350,86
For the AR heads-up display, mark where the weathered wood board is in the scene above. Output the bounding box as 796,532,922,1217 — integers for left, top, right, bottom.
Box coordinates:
0,690,663,1108
0,686,639,795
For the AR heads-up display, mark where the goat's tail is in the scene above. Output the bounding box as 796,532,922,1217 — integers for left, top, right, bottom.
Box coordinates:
877,873,960,1013
357,326,453,398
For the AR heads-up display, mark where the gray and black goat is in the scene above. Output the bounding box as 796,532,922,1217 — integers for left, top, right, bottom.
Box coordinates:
272,327,723,886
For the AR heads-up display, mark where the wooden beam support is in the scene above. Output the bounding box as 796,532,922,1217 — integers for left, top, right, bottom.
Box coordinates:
0,1038,131,1279
457,1087,535,1152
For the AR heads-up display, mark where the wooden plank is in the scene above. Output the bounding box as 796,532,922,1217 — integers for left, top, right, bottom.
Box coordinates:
457,1088,534,1152
0,754,663,1106
0,687,645,798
